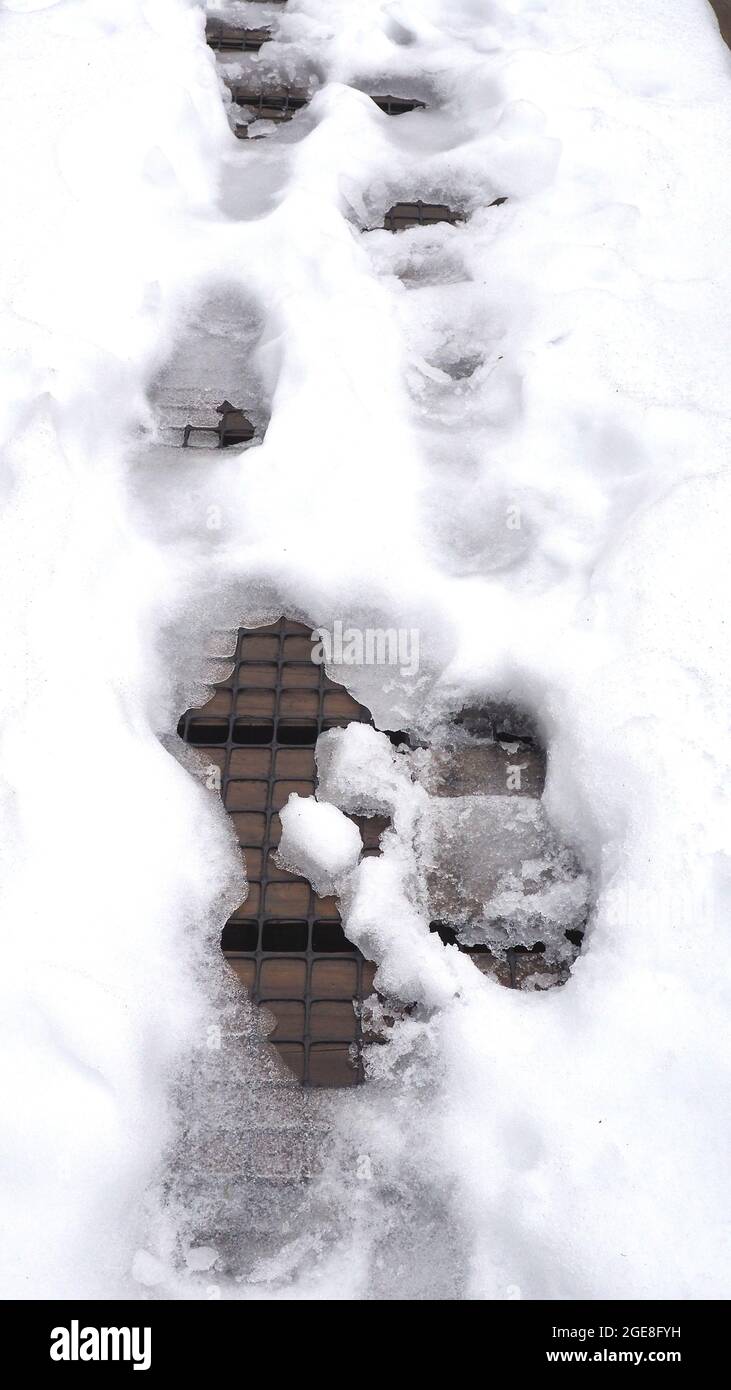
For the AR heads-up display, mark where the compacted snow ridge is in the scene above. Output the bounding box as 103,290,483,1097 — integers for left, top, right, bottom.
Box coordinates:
1,0,730,1301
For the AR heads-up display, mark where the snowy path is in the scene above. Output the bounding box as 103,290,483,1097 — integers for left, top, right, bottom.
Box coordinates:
0,0,730,1299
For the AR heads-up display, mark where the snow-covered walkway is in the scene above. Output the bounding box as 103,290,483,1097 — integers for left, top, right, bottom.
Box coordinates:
1,0,730,1299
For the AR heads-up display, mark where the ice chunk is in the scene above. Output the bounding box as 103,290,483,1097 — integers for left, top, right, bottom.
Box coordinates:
419,794,589,955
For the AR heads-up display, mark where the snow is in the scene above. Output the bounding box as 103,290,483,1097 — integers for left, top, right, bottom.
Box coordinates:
277,792,362,893
1,0,731,1299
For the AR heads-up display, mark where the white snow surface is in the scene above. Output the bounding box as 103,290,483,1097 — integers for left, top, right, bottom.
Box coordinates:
1,0,730,1298
277,792,362,893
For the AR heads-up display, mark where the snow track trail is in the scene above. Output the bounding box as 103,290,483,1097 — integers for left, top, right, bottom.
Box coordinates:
0,0,730,1300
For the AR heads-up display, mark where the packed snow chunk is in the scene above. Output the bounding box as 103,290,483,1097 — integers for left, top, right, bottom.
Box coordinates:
277,793,362,895
315,723,415,821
